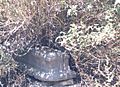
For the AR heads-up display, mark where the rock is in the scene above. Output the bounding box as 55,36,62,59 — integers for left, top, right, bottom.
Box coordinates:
13,46,76,82
28,79,79,87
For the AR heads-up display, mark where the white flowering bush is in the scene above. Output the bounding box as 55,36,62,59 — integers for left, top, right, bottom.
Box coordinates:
56,7,118,52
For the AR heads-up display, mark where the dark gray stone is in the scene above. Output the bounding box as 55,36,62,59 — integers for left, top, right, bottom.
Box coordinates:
14,46,76,82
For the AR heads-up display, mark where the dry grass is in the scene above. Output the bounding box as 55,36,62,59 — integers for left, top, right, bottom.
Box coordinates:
0,0,120,87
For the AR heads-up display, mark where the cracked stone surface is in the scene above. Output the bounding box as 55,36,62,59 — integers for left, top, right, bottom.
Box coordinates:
13,46,77,86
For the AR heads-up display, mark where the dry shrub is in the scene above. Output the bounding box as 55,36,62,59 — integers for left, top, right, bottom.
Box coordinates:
0,0,119,87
